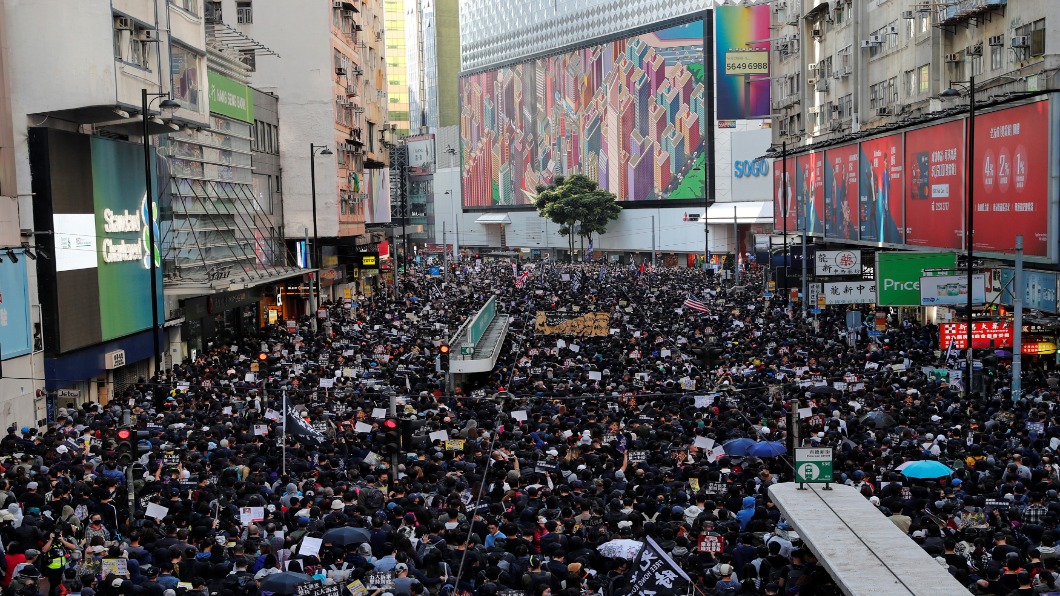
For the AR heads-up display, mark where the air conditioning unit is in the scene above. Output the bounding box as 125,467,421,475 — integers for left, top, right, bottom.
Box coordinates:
901,10,914,19
870,35,883,44
346,87,358,97
839,67,851,77
807,77,817,86
807,62,817,71
811,28,822,38
989,35,1004,47
332,1,343,8
135,29,159,42
860,40,872,48
1012,36,1030,48
816,79,829,92
336,67,347,76
772,1,787,12
787,13,800,26
115,16,132,30
945,53,963,63
876,107,891,116
807,105,820,114
887,25,898,34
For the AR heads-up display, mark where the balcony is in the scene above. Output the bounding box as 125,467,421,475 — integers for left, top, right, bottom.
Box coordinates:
937,0,1007,27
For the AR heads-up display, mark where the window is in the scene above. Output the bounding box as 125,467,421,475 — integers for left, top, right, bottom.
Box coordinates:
240,49,256,72
236,1,252,24
368,122,375,153
887,21,899,49
991,45,1003,70
918,64,930,94
919,14,930,34
171,0,199,16
205,1,221,22
869,83,880,109
838,94,852,120
171,45,201,109
1016,19,1046,57
970,53,983,77
904,69,916,98
834,4,845,25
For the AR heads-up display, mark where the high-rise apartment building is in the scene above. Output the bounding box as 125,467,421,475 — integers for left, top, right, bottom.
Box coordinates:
406,0,460,131
231,0,392,298
384,0,410,136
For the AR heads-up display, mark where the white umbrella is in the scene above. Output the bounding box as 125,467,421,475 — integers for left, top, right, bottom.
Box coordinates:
597,538,642,560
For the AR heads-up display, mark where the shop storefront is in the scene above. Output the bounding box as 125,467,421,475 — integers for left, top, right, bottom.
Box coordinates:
181,288,262,358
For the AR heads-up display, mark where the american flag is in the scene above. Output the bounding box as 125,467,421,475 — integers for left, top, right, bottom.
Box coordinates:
683,296,709,313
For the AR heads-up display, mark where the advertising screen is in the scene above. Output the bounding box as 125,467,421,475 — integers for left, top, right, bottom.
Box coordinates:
824,144,859,241
714,5,771,120
876,251,956,306
459,20,706,207
796,152,824,235
973,101,1050,256
29,128,164,354
859,134,904,244
0,259,32,360
905,120,964,249
772,157,796,232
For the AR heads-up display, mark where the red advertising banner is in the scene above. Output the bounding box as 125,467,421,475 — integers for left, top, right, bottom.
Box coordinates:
939,322,1012,349
973,101,1050,256
859,134,904,244
796,153,825,235
824,144,860,241
773,157,797,232
905,120,964,249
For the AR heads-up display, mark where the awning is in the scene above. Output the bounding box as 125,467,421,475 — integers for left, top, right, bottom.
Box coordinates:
475,213,512,225
804,1,830,22
705,201,774,224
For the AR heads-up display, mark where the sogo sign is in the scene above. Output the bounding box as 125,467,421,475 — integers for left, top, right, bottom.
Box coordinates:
875,252,957,306
733,159,770,178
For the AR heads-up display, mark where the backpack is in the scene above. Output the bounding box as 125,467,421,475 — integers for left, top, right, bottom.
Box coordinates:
362,487,384,510
715,580,740,596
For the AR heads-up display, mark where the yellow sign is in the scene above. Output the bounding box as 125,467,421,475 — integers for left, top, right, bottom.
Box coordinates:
343,288,352,299
446,439,465,451
362,256,377,266
817,294,826,308
724,50,769,75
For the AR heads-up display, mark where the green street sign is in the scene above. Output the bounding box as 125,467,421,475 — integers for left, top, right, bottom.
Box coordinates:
875,252,957,306
460,346,474,356
794,447,833,484
208,71,254,123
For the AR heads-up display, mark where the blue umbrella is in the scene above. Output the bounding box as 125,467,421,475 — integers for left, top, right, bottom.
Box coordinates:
900,460,954,479
748,441,787,458
722,438,756,456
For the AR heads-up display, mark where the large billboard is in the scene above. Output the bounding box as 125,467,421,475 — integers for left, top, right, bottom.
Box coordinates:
772,99,1055,259
859,134,904,244
973,101,1049,256
714,5,771,120
0,259,32,360
796,152,824,235
876,251,956,306
772,157,796,232
824,144,859,241
460,19,706,207
29,128,164,354
905,120,964,249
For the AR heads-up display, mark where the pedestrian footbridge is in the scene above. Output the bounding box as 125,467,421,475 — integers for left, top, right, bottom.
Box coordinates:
768,482,969,595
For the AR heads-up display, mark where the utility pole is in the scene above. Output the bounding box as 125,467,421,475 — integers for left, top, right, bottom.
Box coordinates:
305,227,317,332
1013,234,1024,401
651,215,656,268
442,221,448,284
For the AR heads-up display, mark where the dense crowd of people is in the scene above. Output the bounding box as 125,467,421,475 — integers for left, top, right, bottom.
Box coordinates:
0,257,1056,596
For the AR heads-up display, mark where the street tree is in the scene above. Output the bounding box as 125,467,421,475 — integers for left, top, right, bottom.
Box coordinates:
534,175,622,261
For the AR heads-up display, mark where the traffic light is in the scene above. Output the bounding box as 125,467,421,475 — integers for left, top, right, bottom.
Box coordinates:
381,418,401,455
439,343,450,355
401,419,427,452
115,427,150,465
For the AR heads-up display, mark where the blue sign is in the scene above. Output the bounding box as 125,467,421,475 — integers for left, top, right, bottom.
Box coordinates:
999,268,1058,313
429,266,441,277
733,159,770,178
0,258,32,359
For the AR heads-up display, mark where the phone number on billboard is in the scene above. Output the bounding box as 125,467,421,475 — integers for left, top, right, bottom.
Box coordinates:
724,53,769,75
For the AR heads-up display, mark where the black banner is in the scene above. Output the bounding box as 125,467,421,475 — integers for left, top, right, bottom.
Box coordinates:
617,536,690,596
286,409,327,446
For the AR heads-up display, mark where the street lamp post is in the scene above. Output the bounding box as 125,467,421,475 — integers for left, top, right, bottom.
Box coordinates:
941,76,975,395
141,88,180,381
308,143,333,332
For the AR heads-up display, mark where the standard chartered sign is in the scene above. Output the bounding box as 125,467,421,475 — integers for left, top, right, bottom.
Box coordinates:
875,252,957,306
101,204,144,265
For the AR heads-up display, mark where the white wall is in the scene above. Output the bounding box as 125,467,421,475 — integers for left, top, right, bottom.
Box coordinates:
248,0,340,238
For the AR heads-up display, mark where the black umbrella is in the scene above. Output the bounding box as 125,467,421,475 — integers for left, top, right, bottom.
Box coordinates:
322,526,370,546
859,411,897,428
809,385,836,395
258,573,313,596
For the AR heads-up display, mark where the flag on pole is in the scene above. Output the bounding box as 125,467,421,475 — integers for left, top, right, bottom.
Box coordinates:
285,402,327,446
515,270,530,289
617,536,690,596
683,296,709,313
598,263,607,282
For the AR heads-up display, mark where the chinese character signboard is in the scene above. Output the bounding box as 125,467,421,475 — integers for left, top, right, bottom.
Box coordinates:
794,447,833,484
822,281,876,305
939,322,1013,350
815,249,861,276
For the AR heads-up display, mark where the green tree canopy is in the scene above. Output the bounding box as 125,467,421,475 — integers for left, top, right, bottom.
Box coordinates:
534,175,622,261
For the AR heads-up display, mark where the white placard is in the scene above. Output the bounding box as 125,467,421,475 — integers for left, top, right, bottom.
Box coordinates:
372,408,388,419
694,395,716,408
319,378,335,388
693,436,715,450
569,344,581,353
253,425,269,436
429,430,449,442
354,422,373,433
299,537,323,557
511,410,527,421
587,371,602,381
239,507,264,526
244,373,256,383
798,407,814,419
145,503,169,520
557,339,567,349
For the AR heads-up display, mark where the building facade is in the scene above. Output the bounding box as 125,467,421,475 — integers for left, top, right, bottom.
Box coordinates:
229,0,392,299
770,0,1060,147
406,0,460,131
384,0,410,136
3,0,213,422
